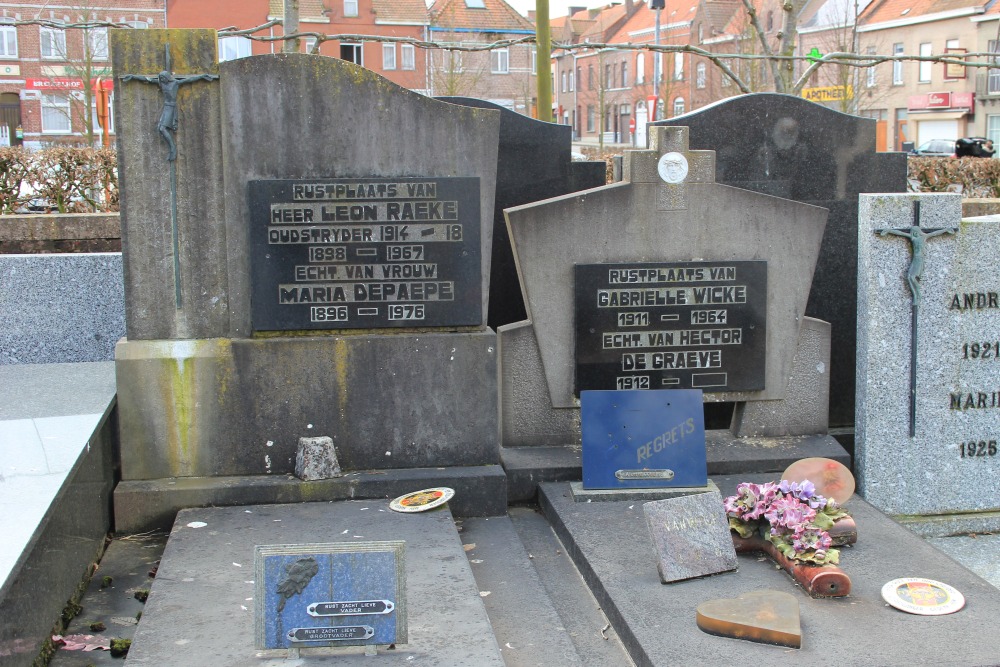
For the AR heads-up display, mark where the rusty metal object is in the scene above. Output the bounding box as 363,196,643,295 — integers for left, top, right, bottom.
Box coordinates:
696,590,801,648
732,517,857,598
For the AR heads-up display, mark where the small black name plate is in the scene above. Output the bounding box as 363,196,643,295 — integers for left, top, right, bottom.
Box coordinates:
574,261,767,394
249,178,482,331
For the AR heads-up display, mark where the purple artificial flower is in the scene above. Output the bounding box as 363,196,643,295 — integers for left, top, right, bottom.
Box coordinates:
724,482,777,521
791,525,833,555
777,479,829,509
763,495,816,530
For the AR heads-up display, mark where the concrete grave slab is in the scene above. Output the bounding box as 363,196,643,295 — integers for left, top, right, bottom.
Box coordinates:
540,478,1000,665
125,502,504,666
642,491,737,583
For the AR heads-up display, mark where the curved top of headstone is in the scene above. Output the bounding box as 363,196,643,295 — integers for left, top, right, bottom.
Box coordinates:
655,93,904,202
220,54,501,334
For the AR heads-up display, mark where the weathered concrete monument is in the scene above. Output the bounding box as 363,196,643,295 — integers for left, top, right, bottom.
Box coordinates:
111,30,503,530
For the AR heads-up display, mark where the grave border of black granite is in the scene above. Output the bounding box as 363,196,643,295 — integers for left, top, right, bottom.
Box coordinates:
434,97,606,331
114,465,507,533
539,478,1000,665
0,363,117,667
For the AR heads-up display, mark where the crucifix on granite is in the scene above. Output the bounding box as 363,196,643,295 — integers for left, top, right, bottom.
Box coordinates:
875,201,958,437
119,43,218,308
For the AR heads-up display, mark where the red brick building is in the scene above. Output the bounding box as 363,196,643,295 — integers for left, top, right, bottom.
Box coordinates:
168,0,431,93
0,1,166,149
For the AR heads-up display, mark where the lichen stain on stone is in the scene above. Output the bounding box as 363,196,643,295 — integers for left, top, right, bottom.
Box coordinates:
332,337,350,420
160,342,208,476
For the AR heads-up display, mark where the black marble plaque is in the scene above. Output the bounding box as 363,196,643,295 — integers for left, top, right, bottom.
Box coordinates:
249,178,482,330
575,262,767,394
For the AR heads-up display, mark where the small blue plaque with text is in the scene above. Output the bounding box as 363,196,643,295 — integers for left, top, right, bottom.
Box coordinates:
581,389,707,489
255,541,406,650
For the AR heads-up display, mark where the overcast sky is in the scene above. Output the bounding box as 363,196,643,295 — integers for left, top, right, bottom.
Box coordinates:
505,0,607,21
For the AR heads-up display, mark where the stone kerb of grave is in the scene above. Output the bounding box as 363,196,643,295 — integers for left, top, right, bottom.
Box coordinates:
504,126,828,410
111,31,504,524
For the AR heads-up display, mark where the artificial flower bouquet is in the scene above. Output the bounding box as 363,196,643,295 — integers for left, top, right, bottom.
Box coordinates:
724,480,851,566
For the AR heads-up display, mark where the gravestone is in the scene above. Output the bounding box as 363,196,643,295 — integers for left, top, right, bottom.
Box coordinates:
436,98,606,330
657,93,908,428
501,126,848,498
110,30,504,530
856,194,1000,532
642,491,737,583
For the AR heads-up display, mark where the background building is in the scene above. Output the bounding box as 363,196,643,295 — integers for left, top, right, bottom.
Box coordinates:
0,1,166,149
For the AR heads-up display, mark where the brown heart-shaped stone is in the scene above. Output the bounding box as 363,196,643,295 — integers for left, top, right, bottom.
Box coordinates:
696,590,801,648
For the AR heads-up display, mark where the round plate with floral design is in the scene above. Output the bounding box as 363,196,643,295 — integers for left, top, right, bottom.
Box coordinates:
389,487,455,513
881,578,965,615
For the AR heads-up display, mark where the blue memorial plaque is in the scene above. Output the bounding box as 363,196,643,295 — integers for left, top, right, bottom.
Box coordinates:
254,541,406,650
581,389,707,490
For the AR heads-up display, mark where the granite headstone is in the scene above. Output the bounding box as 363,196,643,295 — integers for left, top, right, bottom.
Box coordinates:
437,98,606,330
856,194,1000,522
642,491,738,583
658,93,908,428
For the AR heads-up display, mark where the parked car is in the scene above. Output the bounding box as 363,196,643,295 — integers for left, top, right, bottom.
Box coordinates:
910,139,956,157
955,136,995,158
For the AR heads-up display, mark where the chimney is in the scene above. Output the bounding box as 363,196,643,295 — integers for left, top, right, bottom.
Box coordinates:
568,5,585,15
625,0,634,14
528,9,536,19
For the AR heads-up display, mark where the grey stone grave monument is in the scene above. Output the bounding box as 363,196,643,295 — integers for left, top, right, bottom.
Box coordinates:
657,94,908,429
857,193,1000,534
501,125,850,500
110,30,504,531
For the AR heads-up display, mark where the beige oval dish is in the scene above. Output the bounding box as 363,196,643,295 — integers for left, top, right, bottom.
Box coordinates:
781,457,855,504
389,487,455,513
881,578,965,616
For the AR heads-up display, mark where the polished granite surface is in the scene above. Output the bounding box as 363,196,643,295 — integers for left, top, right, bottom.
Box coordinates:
0,362,115,590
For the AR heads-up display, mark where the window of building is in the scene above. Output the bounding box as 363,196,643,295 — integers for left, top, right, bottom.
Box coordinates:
892,43,904,85
766,11,773,31
621,60,627,87
40,26,66,59
636,53,645,84
569,69,574,91
303,37,318,53
989,41,1000,94
672,97,684,117
125,21,149,29
344,0,359,17
988,114,1000,146
605,63,612,88
673,52,683,81
491,48,509,74
918,43,932,82
86,27,108,60
0,22,17,58
944,38,961,80
604,104,612,131
341,43,363,65
586,104,595,132
465,0,486,6
561,71,567,92
696,62,706,88
219,36,252,61
42,93,71,132
588,64,594,89
531,48,536,75
383,43,396,70
445,51,462,73
866,46,876,87
401,44,415,70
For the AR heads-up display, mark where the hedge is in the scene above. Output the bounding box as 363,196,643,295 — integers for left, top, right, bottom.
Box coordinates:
0,146,118,214
907,157,999,198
